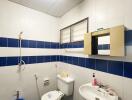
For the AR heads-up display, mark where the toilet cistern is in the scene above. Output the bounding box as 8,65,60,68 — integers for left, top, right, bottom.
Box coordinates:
41,74,74,100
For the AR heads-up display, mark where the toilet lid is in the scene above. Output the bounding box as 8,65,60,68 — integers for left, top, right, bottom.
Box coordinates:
41,90,64,100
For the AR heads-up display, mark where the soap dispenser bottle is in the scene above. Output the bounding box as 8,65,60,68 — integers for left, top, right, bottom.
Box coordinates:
92,73,97,86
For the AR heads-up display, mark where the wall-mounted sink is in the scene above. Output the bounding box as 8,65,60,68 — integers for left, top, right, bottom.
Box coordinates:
79,83,118,100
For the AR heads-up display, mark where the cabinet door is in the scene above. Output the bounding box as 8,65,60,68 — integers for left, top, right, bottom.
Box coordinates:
110,25,125,56
84,33,92,55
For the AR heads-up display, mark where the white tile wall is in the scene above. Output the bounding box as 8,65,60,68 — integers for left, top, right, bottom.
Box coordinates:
0,0,132,100
0,48,61,57
59,0,132,100
0,1,59,100
57,62,132,100
0,0,59,42
0,63,57,100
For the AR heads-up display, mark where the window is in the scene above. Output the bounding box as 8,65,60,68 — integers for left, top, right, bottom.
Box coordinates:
60,18,88,44
60,28,70,43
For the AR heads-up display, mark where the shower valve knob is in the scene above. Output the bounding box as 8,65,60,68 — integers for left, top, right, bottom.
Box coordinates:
43,78,50,86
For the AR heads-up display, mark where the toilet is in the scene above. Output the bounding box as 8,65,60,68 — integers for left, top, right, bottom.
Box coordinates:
41,75,74,100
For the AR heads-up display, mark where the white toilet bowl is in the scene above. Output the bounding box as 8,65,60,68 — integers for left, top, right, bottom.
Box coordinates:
41,75,74,100
41,90,64,100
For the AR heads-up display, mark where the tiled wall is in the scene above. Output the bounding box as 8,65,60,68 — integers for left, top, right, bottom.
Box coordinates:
0,1,59,100
97,44,110,50
0,37,60,66
60,41,84,48
0,37,59,48
0,55,59,66
59,55,132,79
59,30,132,80
59,1,132,99
60,31,132,48
0,31,132,79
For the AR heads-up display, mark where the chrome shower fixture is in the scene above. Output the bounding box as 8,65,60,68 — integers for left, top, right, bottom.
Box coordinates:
18,32,25,72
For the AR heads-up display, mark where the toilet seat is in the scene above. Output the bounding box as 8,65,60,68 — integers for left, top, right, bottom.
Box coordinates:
41,90,64,100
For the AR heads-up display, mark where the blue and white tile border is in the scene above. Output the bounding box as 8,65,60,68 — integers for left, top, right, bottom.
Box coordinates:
0,30,132,79
0,55,59,66
0,37,60,49
59,55,132,79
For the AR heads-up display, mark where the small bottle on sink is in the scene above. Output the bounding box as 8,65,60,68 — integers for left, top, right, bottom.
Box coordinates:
92,73,97,86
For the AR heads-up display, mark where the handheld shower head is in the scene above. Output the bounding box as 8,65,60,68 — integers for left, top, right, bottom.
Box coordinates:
19,32,23,40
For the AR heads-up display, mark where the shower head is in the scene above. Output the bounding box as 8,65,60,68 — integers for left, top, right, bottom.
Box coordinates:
19,32,23,40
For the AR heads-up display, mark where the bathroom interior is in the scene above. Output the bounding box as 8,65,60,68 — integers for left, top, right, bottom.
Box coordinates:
0,0,132,100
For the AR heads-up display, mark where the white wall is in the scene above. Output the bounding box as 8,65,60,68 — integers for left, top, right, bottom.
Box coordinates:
1,0,132,100
0,63,58,100
0,0,60,100
0,0,59,42
59,0,132,31
58,0,132,100
57,62,132,100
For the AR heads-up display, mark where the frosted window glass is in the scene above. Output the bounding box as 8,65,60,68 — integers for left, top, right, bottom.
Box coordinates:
61,28,70,43
71,21,87,42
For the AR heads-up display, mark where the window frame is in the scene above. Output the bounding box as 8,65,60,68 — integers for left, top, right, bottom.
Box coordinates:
60,17,89,44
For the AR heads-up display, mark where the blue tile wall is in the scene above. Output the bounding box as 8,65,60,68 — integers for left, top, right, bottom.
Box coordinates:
61,41,110,49
56,56,60,61
50,56,55,62
44,56,51,62
21,56,29,64
124,62,132,78
98,44,110,50
0,57,7,66
8,38,18,47
37,41,44,48
0,30,132,80
21,40,29,48
36,56,44,63
0,30,132,49
0,55,58,66
95,59,108,72
78,57,86,67
58,56,132,79
108,61,123,76
125,30,132,46
61,42,110,49
0,55,132,79
60,41,84,48
29,40,37,48
28,56,37,64
60,30,132,49
72,56,79,65
0,37,8,47
0,37,59,49
59,56,62,61
6,57,18,66
45,42,51,48
57,30,132,79
85,58,95,69
67,56,73,64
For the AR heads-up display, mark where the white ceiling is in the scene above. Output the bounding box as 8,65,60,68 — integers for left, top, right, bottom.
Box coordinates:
8,0,84,17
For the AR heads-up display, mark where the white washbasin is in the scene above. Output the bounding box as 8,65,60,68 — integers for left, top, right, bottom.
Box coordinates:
79,83,118,100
